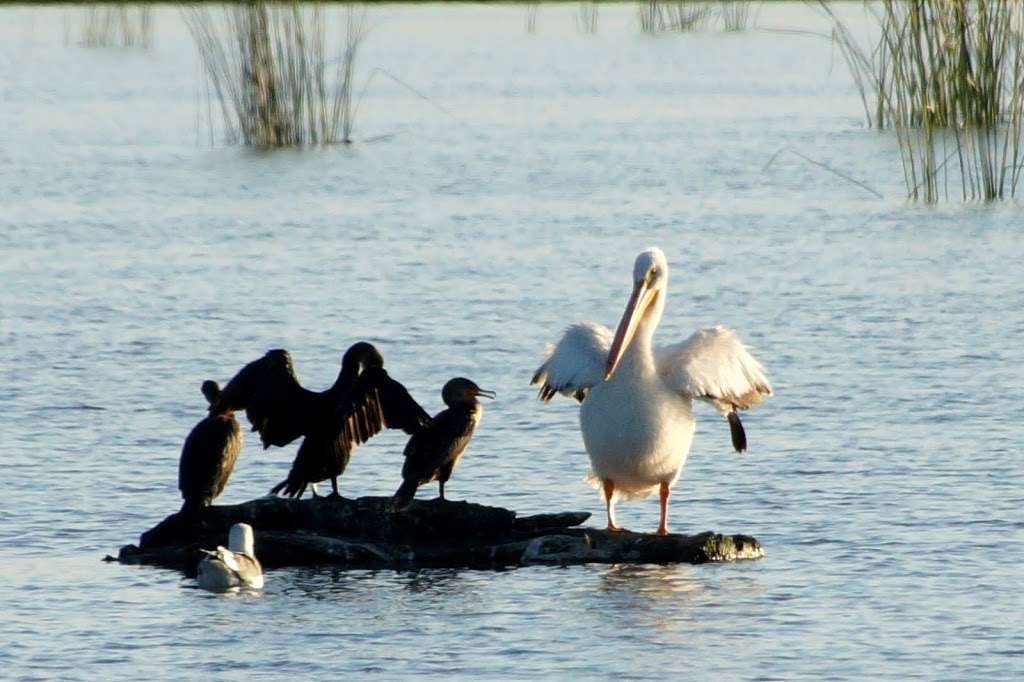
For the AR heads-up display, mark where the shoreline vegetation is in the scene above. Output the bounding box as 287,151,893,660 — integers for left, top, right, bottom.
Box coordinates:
64,4,151,48
638,0,757,32
822,0,1024,201
184,3,366,146
42,1,1024,199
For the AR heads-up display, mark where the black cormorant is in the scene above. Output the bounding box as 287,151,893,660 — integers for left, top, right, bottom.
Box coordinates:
179,380,243,513
391,377,494,511
211,342,431,498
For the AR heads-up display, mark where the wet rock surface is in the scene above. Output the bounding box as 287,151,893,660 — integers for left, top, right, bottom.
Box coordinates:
112,495,764,572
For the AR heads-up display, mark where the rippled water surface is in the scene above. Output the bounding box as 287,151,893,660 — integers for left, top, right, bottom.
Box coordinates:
2,4,1022,679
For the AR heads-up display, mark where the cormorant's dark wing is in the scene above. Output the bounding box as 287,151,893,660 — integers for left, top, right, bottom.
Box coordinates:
179,415,243,509
212,349,313,448
269,367,430,499
335,366,432,448
401,408,476,486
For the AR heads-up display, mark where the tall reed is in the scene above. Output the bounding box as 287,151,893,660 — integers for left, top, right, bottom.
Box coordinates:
72,4,151,48
720,2,757,32
526,3,539,33
577,1,599,34
638,1,712,33
639,1,758,33
822,1,1024,201
183,3,366,147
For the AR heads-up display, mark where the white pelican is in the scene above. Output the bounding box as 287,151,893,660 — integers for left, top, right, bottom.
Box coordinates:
531,247,772,535
197,522,264,591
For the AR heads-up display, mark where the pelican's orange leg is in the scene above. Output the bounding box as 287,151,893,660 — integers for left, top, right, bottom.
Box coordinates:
604,479,623,532
657,481,670,535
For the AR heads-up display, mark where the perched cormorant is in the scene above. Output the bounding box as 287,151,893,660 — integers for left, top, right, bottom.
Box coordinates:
197,522,263,591
211,343,431,498
178,380,243,513
391,378,494,511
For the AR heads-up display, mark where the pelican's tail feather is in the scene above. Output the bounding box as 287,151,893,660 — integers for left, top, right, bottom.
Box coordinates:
584,471,659,501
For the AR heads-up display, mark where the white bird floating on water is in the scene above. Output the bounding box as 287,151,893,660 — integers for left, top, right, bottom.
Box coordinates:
197,522,264,591
532,247,772,535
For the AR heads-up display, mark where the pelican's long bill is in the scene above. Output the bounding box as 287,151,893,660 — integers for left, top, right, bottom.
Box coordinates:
604,278,658,380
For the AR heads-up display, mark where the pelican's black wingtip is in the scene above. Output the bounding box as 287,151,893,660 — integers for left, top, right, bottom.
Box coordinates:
536,384,557,402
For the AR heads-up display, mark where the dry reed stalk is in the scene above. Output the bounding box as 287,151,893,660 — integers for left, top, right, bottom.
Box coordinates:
822,0,1024,201
639,1,713,33
77,3,151,48
577,1,599,34
526,3,539,33
183,3,366,147
720,2,757,32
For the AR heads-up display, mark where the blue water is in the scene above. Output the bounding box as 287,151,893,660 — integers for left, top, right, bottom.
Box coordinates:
2,4,1022,679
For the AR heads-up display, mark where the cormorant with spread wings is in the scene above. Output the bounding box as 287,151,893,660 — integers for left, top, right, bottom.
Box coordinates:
211,342,431,498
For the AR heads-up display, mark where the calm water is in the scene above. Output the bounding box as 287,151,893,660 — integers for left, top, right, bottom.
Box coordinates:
2,4,1022,679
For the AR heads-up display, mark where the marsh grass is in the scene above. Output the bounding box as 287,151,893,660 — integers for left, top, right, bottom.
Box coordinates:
577,1,599,33
69,4,151,48
720,2,757,32
526,3,539,33
638,1,712,33
822,1,1024,201
639,1,758,33
184,3,366,147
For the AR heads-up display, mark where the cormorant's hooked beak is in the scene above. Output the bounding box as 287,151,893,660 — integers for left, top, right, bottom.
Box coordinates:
605,279,657,380
475,388,496,400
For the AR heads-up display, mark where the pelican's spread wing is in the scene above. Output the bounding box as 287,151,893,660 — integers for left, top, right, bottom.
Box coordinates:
213,349,310,448
531,322,613,402
655,325,772,452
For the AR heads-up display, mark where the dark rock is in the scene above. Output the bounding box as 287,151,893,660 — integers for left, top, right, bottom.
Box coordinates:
113,495,763,572
513,511,592,534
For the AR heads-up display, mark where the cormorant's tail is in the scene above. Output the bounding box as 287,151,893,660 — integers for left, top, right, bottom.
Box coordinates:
728,412,747,453
270,477,306,498
390,479,418,512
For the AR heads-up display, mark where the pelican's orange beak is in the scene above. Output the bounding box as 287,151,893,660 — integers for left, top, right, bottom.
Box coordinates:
605,279,657,380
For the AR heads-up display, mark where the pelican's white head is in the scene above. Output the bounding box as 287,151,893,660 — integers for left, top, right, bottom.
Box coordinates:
632,246,669,290
606,247,670,380
228,522,256,556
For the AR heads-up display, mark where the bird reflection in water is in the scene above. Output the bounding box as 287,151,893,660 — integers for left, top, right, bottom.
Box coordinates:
279,567,483,602
281,567,388,602
398,568,478,596
598,564,704,600
588,564,706,634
